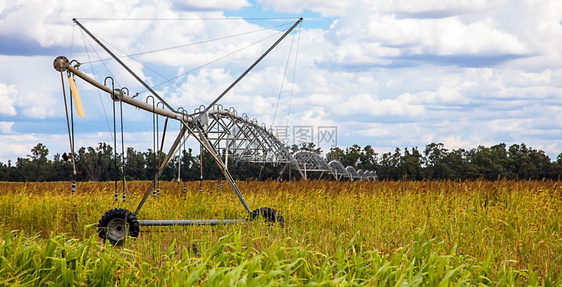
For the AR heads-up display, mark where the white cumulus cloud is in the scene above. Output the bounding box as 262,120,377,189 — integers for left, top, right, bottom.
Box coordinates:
0,83,17,116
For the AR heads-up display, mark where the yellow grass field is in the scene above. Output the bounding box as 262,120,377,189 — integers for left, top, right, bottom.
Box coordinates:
0,180,561,285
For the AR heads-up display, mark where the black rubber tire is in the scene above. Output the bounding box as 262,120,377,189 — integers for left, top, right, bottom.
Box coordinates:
248,207,284,227
97,208,140,245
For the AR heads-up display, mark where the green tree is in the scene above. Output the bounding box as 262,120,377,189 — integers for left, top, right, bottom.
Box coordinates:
442,148,467,180
378,148,401,180
290,142,322,154
465,146,489,179
52,153,73,181
0,160,23,181
358,145,377,171
124,147,147,180
400,147,424,180
507,144,536,179
340,144,362,167
75,143,118,182
424,143,450,179
18,143,53,182
326,147,345,162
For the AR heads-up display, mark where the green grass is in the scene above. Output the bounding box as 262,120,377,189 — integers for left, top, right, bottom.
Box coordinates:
0,180,561,285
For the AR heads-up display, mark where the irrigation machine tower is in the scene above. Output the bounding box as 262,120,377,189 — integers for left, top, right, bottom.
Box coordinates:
54,17,303,245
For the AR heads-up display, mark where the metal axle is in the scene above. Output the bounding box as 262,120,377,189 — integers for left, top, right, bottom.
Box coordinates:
139,219,245,226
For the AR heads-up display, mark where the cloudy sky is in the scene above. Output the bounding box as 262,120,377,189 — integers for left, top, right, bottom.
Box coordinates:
1,0,561,164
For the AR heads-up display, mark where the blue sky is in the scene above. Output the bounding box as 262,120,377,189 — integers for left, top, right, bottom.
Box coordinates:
223,0,335,29
0,0,561,164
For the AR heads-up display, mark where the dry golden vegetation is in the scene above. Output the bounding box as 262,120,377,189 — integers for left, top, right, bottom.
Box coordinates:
0,180,561,285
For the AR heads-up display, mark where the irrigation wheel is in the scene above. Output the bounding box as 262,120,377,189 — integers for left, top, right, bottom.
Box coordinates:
97,208,140,245
248,207,284,227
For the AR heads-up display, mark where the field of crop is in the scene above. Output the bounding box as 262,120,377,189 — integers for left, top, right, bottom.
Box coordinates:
0,180,561,285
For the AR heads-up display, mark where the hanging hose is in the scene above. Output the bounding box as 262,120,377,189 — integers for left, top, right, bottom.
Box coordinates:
158,115,168,196
182,128,187,193
105,77,118,202
69,72,75,194
113,100,118,201
59,71,78,193
69,75,76,194
119,91,126,203
156,102,167,196
178,120,189,194
177,138,181,187
156,103,160,197
199,142,203,192
147,96,157,198
176,123,188,193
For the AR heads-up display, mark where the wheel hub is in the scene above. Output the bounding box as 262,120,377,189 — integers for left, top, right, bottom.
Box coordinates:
107,218,128,242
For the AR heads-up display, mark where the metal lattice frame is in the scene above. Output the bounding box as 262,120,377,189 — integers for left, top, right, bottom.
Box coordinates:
345,168,378,181
357,169,365,179
345,166,362,181
292,150,336,180
200,105,295,164
328,160,350,180
365,170,378,180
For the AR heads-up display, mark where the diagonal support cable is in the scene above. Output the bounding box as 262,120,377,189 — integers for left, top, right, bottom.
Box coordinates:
73,18,177,113
193,18,303,123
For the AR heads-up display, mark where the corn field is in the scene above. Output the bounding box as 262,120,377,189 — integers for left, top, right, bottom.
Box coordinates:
0,180,561,286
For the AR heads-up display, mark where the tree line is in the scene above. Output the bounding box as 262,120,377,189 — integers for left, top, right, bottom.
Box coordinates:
1,142,561,182
326,143,562,180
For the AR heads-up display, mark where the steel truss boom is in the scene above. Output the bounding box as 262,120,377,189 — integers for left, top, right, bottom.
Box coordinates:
54,17,303,216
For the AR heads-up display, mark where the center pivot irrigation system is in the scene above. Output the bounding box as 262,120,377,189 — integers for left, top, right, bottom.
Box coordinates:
53,18,303,245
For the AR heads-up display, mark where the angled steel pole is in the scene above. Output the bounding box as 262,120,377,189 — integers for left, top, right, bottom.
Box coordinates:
190,122,252,213
73,18,176,113
134,126,188,215
193,17,303,123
